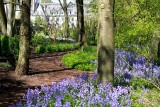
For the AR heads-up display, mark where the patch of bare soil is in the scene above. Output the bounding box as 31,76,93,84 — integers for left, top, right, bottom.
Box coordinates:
0,51,94,107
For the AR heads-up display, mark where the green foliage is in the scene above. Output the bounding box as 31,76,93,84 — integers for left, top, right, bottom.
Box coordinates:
0,62,12,70
1,35,10,56
31,32,50,48
114,0,160,59
34,16,46,32
131,86,160,107
9,34,19,58
84,16,98,45
35,45,46,53
89,0,98,13
46,43,79,53
0,34,19,59
69,28,78,41
62,46,97,71
130,78,154,89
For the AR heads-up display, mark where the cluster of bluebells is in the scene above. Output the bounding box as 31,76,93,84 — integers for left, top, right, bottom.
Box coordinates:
114,50,160,86
11,74,131,107
91,50,159,87
11,50,160,107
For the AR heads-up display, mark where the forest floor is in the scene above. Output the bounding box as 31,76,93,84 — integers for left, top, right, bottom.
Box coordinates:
0,51,94,107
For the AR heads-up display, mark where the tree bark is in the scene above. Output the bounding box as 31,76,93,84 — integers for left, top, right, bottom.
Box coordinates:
58,0,69,39
14,0,31,76
158,42,160,60
0,0,7,34
97,0,115,85
7,0,16,36
76,0,86,44
63,0,69,39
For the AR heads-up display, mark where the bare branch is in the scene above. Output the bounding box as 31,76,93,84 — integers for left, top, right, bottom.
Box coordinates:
58,0,64,11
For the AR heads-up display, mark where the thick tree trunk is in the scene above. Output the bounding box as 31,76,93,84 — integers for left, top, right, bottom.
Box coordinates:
76,0,86,44
97,0,115,85
7,0,16,36
14,0,31,76
0,0,7,34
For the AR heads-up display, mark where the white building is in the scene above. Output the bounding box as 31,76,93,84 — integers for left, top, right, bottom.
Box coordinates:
4,0,92,29
31,2,77,28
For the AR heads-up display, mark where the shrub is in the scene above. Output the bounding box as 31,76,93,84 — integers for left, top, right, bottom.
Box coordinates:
9,34,19,58
46,45,54,53
35,45,46,53
1,35,10,56
31,32,50,48
62,46,97,71
45,43,79,53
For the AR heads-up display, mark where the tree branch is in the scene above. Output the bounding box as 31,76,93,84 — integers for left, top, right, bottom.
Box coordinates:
58,0,64,11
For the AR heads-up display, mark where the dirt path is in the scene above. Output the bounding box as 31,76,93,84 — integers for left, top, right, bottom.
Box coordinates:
0,51,93,107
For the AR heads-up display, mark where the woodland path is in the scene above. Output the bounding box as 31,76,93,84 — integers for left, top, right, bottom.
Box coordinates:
0,51,93,107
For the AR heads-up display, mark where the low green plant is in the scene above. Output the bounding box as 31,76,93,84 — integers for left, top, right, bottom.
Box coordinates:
45,43,79,53
62,46,97,71
0,62,12,70
35,45,46,53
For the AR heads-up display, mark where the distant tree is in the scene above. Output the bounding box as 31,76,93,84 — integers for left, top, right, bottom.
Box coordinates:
0,0,7,34
14,0,31,76
7,0,16,36
76,0,87,45
58,0,69,39
97,0,115,84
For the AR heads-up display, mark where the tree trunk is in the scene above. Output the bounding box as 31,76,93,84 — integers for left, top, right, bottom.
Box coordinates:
63,0,69,39
76,0,86,44
14,0,31,76
0,0,7,34
158,42,160,60
97,0,115,85
7,0,16,36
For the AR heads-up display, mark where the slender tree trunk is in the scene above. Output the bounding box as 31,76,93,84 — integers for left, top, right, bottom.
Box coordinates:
63,0,69,39
158,42,160,60
14,0,31,76
7,0,16,36
76,0,86,43
97,0,115,85
58,0,69,39
0,36,1,55
0,0,7,34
